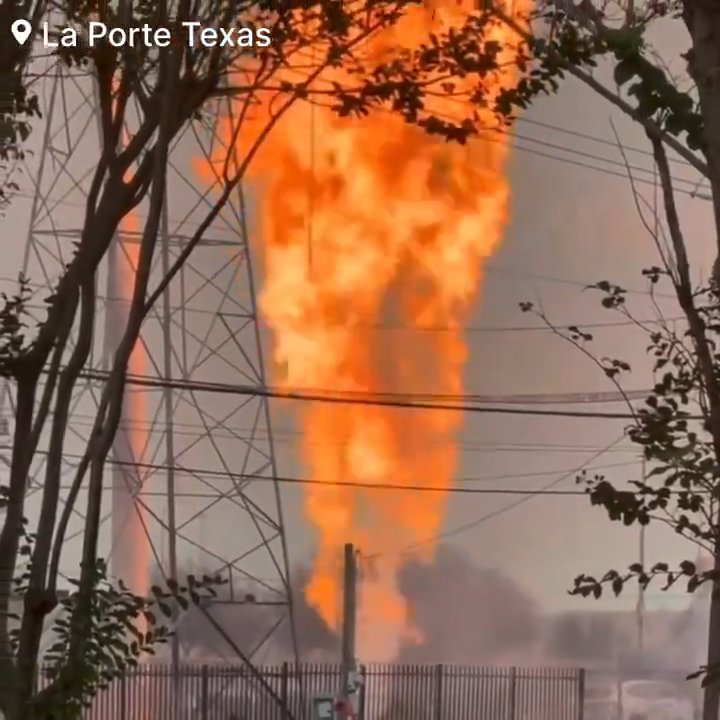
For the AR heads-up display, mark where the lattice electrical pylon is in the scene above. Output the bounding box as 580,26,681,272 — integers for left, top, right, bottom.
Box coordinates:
6,39,298,668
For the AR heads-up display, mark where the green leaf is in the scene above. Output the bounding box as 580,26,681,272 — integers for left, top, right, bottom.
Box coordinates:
176,595,189,611
613,59,637,86
157,602,173,618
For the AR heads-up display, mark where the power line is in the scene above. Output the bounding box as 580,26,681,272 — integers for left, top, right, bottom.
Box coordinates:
3,259,684,306
13,440,639,488
0,270,684,332
420,105,710,200
3,102,709,260
72,369,676,420
140,485,586,496
365,435,629,557
289,57,707,196
504,130,699,189
507,138,708,199
48,415,645,453
44,362,657,407
483,261,678,299
514,116,690,164
420,316,684,333
0,399,642,451
17,449,627,496
10,404,645,456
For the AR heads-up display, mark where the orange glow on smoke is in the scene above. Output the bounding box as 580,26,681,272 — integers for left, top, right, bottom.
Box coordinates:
116,208,150,598
205,0,527,660
112,80,150,603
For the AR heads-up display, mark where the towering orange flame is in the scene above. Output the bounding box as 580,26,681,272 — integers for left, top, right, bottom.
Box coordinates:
111,83,150,603
209,0,526,660
113,208,150,599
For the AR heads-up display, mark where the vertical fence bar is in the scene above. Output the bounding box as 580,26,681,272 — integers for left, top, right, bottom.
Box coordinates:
119,673,126,720
281,660,289,715
508,666,517,720
200,665,208,720
69,660,600,716
434,664,443,720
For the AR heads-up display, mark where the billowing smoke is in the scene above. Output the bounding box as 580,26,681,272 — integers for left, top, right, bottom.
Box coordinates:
275,563,338,658
273,545,542,665
667,591,708,669
143,549,712,720
395,544,541,664
545,589,710,671
545,611,618,662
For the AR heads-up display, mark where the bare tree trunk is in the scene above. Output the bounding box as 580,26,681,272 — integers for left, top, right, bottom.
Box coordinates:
0,376,37,718
14,279,96,715
681,7,720,718
649,133,720,720
706,544,720,720
683,1,720,285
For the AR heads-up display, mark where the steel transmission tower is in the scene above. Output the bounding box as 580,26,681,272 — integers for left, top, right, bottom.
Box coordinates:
10,40,297,667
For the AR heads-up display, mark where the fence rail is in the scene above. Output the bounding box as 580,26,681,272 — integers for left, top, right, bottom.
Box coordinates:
40,663,585,719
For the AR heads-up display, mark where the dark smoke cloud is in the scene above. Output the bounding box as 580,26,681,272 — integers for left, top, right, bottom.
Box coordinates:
150,546,714,720
276,545,541,664
274,563,337,656
162,547,541,664
396,544,541,664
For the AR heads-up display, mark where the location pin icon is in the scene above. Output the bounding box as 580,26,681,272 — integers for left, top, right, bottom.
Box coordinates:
11,19,32,46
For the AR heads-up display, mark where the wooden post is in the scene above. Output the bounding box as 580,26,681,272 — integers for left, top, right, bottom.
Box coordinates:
340,543,357,715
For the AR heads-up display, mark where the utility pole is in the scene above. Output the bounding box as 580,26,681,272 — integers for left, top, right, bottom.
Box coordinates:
313,544,359,720
339,543,358,718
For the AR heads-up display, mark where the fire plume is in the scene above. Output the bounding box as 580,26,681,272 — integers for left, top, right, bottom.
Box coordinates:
227,0,524,660
111,86,150,601
113,208,150,598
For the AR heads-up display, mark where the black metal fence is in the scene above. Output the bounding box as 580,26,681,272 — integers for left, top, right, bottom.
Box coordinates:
52,663,585,719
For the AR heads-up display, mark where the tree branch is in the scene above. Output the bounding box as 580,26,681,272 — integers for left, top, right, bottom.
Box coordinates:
492,4,710,178
649,133,720,459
